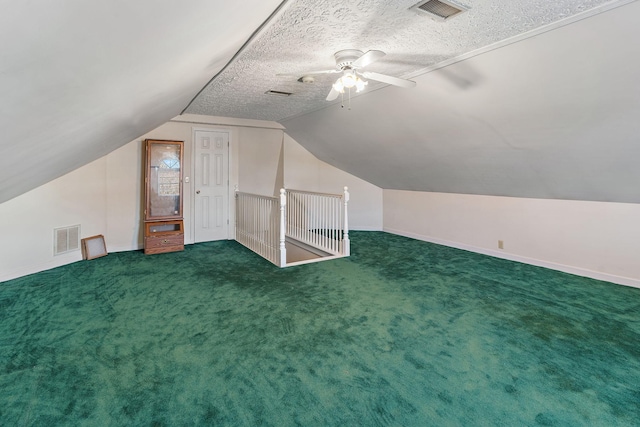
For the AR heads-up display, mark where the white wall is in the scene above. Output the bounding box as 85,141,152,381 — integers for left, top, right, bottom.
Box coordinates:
106,139,144,252
238,127,284,196
0,157,109,281
283,134,383,231
384,190,640,287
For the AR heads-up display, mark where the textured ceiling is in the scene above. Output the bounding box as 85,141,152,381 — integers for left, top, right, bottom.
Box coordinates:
280,0,640,203
185,0,620,121
3,0,638,205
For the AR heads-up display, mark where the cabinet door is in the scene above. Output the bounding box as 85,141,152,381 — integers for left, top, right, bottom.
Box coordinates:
144,140,184,221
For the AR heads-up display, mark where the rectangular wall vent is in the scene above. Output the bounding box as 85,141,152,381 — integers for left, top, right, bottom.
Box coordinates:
410,0,469,21
54,225,80,256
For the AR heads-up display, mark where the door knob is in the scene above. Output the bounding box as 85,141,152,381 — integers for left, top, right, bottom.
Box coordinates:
196,190,200,194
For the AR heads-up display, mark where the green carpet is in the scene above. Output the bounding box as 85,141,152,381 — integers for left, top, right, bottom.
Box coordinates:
1,231,639,426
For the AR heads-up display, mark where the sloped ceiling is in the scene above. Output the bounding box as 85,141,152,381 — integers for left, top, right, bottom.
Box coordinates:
0,0,284,204
282,1,640,202
185,0,640,203
2,0,640,204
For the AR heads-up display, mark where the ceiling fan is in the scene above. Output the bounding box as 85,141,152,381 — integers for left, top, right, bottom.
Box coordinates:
288,49,416,101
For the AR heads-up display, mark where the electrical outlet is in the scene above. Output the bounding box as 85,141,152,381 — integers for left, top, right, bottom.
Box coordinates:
498,240,504,249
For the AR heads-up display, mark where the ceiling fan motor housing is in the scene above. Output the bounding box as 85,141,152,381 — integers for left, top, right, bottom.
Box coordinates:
334,49,364,70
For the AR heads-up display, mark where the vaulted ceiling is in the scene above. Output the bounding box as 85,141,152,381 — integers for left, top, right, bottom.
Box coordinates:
0,0,285,203
1,0,639,204
281,0,640,202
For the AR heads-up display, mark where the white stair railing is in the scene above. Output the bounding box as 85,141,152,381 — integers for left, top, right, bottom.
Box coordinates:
286,187,349,256
235,189,285,267
278,189,287,267
235,187,349,267
342,186,350,256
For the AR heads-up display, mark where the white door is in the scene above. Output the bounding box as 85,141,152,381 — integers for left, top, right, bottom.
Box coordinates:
193,130,229,242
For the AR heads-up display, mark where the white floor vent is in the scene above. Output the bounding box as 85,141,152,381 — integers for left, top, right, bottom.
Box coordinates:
54,225,80,255
410,0,469,21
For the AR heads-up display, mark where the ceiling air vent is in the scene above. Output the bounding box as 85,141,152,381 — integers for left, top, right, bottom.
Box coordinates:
265,90,293,96
410,0,469,21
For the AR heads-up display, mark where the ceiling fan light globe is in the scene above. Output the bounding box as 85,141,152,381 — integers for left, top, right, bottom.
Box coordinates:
332,80,345,93
342,73,357,88
355,78,367,92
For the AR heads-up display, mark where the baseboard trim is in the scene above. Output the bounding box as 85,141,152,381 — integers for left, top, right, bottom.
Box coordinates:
107,245,142,253
383,227,640,289
1,254,81,283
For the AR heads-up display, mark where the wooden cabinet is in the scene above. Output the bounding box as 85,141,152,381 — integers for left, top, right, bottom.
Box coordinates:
143,139,184,255
144,220,184,255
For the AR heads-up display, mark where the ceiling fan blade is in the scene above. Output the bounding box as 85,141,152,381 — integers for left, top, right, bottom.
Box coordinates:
352,50,385,68
326,86,341,101
276,69,338,77
360,71,416,88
